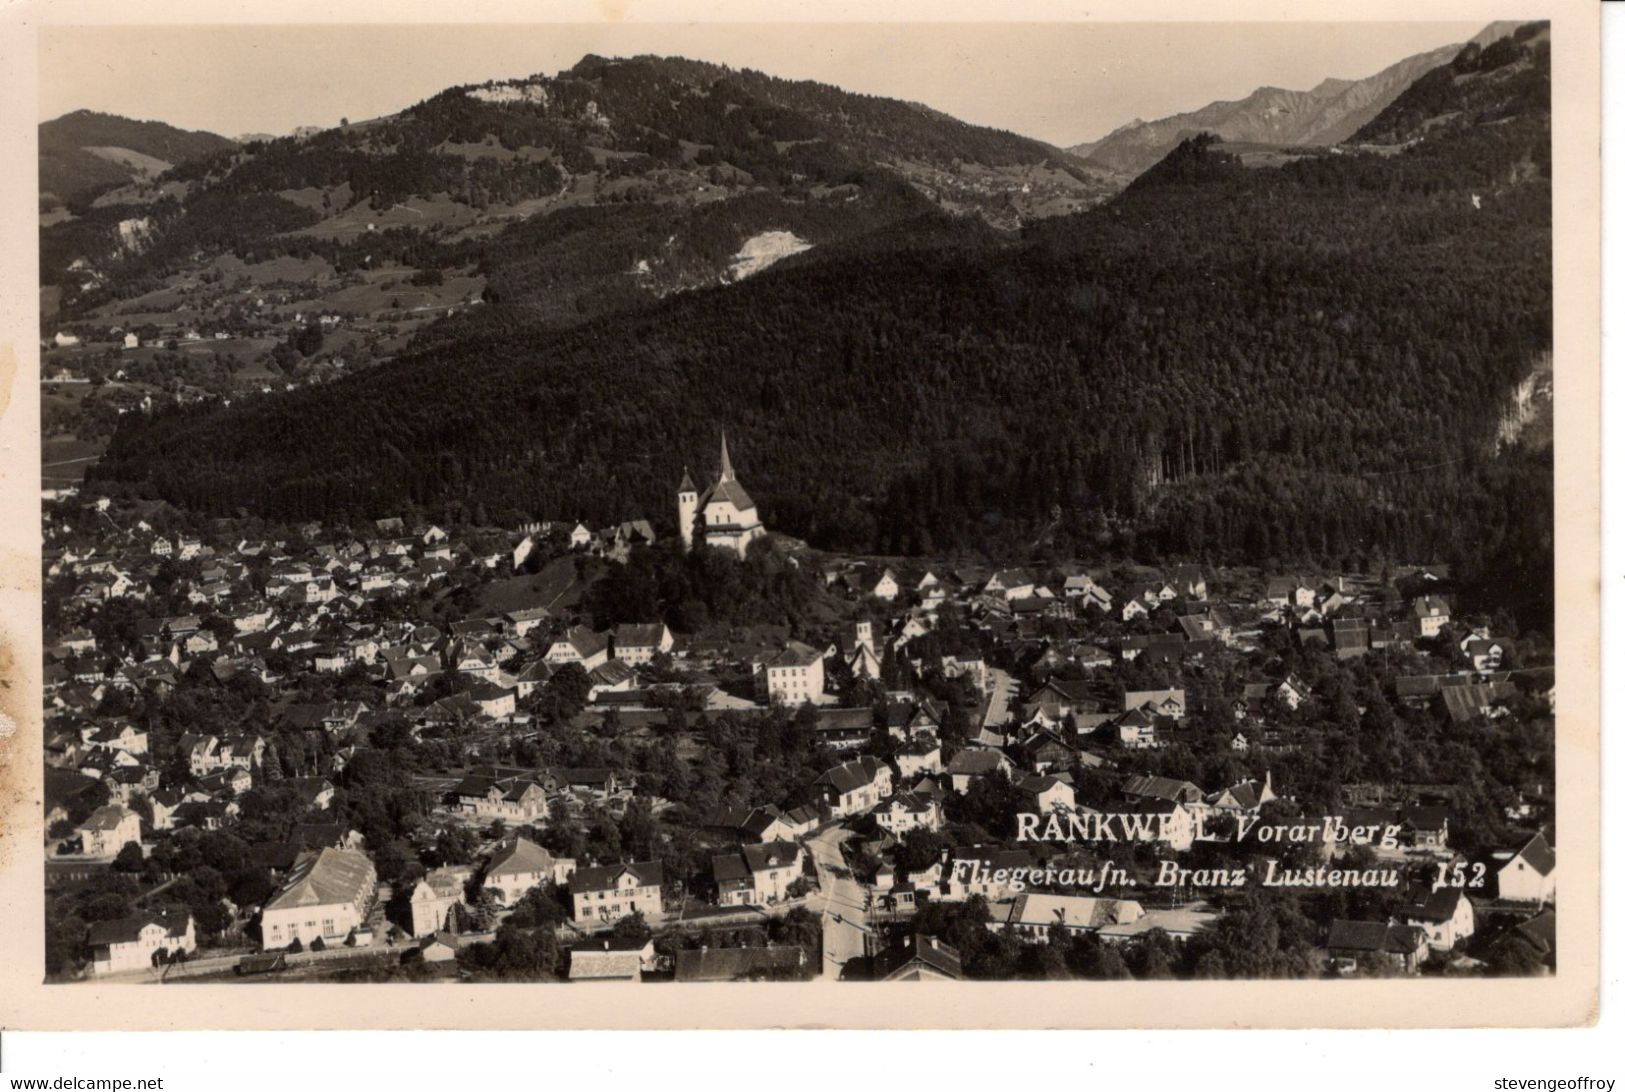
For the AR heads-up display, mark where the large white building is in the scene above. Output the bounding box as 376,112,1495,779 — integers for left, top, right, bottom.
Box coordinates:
755,641,825,706
679,432,766,559
260,847,377,950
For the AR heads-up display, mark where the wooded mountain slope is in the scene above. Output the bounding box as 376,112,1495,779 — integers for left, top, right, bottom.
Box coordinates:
96,80,1551,592
40,110,237,207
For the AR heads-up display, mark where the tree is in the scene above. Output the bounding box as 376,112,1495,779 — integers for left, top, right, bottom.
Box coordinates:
112,842,145,873
610,910,652,944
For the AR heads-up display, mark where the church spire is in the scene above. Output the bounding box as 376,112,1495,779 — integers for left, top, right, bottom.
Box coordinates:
719,430,735,483
679,465,696,493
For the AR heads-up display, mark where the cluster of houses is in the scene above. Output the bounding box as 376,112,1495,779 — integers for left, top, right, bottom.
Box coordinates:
42,487,1557,979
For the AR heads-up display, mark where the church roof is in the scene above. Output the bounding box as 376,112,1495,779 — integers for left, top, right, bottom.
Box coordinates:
701,476,756,513
678,466,696,493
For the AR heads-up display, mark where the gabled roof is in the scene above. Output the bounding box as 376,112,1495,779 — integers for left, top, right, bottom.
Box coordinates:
613,623,668,648
1122,775,1202,803
815,756,888,794
739,805,789,837
571,860,663,893
263,848,375,912
741,840,801,872
945,749,1008,776
86,909,191,947
875,935,963,980
1512,831,1556,876
80,804,135,831
486,836,558,879
701,477,757,513
1405,887,1467,923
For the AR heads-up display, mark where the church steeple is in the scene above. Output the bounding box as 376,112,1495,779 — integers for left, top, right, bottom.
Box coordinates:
719,430,735,483
679,465,696,493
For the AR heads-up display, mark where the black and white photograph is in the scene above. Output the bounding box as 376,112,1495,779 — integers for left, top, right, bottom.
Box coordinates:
0,0,1604,1044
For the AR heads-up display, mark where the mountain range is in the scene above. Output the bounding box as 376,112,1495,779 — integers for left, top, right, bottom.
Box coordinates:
1069,21,1530,177
39,53,1115,325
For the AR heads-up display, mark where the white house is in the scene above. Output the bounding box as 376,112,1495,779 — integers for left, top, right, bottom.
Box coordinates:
813,756,893,818
756,641,825,705
409,866,472,936
712,840,806,907
544,626,610,671
483,837,574,905
1495,831,1556,906
1403,887,1476,951
873,791,943,835
1414,596,1451,638
86,910,196,975
570,861,664,925
612,622,673,664
77,804,142,859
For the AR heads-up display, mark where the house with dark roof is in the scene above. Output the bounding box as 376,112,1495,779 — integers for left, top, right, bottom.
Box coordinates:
872,935,963,981
1402,887,1475,951
673,945,808,982
945,748,1013,793
1399,805,1451,850
738,804,818,843
86,909,196,976
570,861,664,926
77,804,142,859
452,772,549,823
813,756,893,817
544,626,610,671
1495,831,1556,905
712,840,806,907
1326,919,1429,974
1122,775,1204,808
610,622,673,664
873,791,944,835
1207,773,1276,817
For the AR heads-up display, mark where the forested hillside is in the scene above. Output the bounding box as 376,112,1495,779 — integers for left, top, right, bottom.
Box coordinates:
40,110,237,208
1353,22,1549,145
94,45,1551,615
42,53,1109,319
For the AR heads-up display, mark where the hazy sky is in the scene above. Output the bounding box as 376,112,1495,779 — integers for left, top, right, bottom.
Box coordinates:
39,22,1482,147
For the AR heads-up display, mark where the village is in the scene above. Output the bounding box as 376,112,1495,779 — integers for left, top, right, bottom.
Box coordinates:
41,436,1559,983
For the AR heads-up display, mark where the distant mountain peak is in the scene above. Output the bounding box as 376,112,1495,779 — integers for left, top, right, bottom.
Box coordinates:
1071,38,1463,176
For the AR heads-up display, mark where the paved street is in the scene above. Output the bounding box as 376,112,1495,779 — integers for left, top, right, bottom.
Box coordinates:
982,667,1016,729
806,825,872,979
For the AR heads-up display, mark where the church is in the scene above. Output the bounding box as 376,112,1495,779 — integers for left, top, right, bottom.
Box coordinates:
679,432,766,559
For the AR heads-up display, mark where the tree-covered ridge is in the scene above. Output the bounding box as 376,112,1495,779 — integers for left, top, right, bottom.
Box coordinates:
42,53,1111,320
40,109,238,206
1352,22,1549,146
95,66,1551,606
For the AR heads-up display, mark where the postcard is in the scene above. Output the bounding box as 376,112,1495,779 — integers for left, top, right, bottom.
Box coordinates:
0,0,1600,1030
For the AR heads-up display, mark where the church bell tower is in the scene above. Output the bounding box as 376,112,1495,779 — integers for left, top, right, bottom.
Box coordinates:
677,466,698,552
